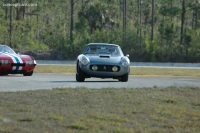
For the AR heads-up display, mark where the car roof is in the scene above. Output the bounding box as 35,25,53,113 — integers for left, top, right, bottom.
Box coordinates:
0,44,8,47
87,43,119,47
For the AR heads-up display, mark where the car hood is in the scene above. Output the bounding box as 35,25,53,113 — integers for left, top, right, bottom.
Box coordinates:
0,52,35,63
86,55,122,64
0,53,31,59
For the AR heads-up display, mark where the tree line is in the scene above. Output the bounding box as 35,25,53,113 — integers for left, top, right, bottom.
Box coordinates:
0,0,200,62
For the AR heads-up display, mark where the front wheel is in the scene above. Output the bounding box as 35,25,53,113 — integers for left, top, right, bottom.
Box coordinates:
76,65,85,82
23,71,33,76
0,71,8,76
119,73,129,82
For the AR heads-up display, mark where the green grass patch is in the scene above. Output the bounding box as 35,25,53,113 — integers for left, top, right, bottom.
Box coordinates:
35,65,200,77
0,87,200,133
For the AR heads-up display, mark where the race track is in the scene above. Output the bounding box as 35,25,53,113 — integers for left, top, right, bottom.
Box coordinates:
0,73,199,92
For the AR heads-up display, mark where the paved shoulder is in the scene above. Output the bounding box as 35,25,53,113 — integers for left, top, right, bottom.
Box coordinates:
0,73,199,92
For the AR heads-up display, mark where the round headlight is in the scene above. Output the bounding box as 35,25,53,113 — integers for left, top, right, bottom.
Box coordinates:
1,60,5,64
5,60,9,64
81,58,89,65
26,60,33,65
92,65,98,71
1,60,10,65
122,61,129,67
112,66,118,72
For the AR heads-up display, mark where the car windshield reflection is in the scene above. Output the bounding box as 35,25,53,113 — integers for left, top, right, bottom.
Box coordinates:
84,45,121,56
0,45,16,54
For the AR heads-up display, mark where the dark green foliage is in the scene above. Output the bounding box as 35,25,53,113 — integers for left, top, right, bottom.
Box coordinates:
0,0,199,62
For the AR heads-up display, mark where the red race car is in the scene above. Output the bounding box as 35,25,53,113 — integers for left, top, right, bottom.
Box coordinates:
0,44,36,76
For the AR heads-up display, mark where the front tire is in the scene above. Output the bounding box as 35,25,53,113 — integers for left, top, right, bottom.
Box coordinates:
0,71,8,76
23,71,33,76
76,64,85,82
119,73,129,82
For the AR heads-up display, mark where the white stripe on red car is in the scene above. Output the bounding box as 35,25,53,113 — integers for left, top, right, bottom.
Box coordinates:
3,53,23,71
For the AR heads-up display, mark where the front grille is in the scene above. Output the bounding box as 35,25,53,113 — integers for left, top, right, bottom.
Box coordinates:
90,65,120,72
11,63,25,66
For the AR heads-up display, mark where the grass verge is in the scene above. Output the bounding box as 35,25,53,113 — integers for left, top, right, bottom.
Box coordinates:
0,87,200,133
35,65,200,77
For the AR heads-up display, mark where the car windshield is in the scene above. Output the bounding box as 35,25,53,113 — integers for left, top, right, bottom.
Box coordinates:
84,45,123,56
0,45,16,54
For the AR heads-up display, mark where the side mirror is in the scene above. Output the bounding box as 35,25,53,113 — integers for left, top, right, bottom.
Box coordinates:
126,54,129,58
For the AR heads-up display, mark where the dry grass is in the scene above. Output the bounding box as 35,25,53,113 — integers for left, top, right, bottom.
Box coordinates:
35,65,75,74
132,67,200,77
0,87,200,133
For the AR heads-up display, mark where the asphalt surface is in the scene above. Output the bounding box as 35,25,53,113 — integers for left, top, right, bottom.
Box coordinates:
0,73,199,92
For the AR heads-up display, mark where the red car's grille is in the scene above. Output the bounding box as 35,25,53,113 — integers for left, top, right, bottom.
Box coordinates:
11,63,25,66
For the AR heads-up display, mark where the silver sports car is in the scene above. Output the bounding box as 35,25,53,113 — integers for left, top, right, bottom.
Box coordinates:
76,43,130,82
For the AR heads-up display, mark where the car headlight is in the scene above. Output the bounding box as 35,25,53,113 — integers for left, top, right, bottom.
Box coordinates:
81,57,89,65
0,60,10,65
26,60,34,65
121,59,129,67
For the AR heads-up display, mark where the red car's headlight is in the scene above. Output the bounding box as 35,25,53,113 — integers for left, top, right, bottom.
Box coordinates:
26,60,34,65
0,60,10,65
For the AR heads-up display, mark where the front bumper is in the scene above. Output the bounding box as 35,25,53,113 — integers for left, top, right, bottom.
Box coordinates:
79,63,129,78
0,64,36,74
